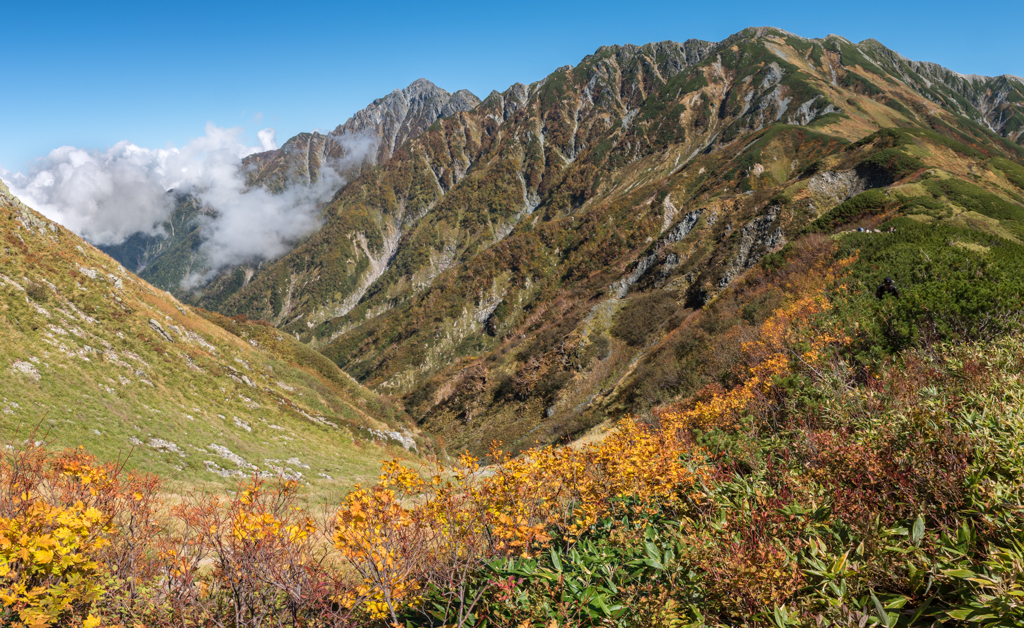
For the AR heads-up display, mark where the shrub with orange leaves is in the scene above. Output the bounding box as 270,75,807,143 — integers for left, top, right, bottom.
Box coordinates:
330,411,709,624
164,478,336,628
333,455,506,626
333,461,428,623
657,280,851,435
482,411,705,546
0,497,108,628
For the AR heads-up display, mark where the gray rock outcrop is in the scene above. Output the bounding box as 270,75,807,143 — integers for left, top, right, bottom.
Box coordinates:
718,207,785,288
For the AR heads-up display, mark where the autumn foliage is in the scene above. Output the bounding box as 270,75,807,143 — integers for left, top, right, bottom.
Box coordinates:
0,270,842,627
3,243,1024,626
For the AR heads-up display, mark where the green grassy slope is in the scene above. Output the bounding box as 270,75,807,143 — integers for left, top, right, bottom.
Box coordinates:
0,180,418,496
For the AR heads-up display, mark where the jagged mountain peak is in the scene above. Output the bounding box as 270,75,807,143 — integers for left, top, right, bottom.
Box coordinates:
372,78,460,114
236,77,480,195
102,76,483,287
331,78,481,163
404,77,440,91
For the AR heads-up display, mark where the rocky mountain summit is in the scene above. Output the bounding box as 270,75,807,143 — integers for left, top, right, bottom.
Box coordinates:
242,78,481,191
334,78,482,163
100,78,480,293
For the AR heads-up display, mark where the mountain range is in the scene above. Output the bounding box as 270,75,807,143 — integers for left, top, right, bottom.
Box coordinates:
11,25,1024,470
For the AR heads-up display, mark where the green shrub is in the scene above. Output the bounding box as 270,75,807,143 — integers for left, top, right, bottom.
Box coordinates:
923,178,1024,237
805,188,889,233
859,147,926,180
899,195,946,212
848,127,913,151
838,218,1024,352
24,281,50,303
759,242,793,271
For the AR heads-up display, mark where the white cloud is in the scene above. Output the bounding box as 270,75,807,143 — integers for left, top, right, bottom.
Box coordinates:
257,128,277,151
0,141,175,245
0,123,375,288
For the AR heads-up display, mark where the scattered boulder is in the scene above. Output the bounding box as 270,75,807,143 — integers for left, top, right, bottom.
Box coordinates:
10,361,40,381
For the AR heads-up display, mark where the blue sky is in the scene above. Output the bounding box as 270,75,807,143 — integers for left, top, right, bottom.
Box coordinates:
1,0,1021,171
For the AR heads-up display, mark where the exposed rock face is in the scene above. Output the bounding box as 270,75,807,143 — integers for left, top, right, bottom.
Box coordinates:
610,210,704,298
243,79,481,191
808,167,891,207
334,79,482,164
808,170,862,205
203,38,723,329
717,207,785,289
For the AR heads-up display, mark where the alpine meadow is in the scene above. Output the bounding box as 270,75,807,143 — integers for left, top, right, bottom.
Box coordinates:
3,23,1024,627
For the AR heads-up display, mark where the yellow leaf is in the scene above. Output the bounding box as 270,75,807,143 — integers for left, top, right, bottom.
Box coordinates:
83,615,102,628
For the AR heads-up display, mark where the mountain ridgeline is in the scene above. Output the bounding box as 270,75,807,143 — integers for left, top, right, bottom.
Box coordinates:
98,26,1024,456
242,78,483,192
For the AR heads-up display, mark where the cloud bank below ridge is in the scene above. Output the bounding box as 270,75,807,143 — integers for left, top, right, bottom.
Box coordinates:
0,123,372,288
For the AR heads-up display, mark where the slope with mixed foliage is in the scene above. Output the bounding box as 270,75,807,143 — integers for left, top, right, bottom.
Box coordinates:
4,220,1022,626
187,27,1024,457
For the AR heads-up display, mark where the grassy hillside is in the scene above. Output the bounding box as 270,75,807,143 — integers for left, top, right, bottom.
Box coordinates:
0,180,418,496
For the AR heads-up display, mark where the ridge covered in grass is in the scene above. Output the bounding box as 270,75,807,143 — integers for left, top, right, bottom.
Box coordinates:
0,180,416,495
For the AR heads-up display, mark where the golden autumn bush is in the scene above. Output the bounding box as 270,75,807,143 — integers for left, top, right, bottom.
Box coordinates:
0,445,156,628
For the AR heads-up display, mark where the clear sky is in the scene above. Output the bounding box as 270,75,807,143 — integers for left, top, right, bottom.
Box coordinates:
1,0,1021,171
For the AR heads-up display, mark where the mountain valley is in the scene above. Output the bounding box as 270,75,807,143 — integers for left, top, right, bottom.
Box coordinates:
28,27,1024,462
4,23,1024,627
